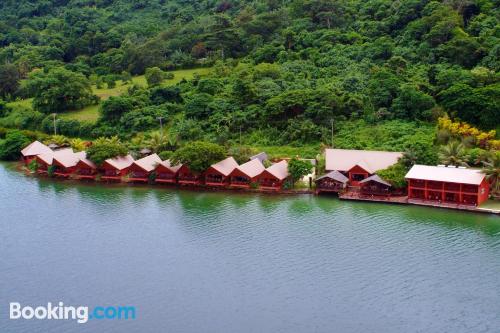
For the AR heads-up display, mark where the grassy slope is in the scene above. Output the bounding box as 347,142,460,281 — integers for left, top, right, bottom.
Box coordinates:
7,68,212,123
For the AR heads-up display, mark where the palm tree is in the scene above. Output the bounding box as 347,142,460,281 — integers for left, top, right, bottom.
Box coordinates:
400,149,418,168
438,141,469,166
147,131,169,153
69,138,86,152
482,152,500,194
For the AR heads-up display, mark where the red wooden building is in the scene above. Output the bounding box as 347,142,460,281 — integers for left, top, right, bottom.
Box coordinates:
325,149,402,186
177,165,201,185
128,154,162,182
52,150,85,177
35,152,54,175
35,148,75,176
229,158,265,188
75,152,97,180
256,160,289,191
205,157,239,187
75,159,97,179
316,170,349,194
405,165,489,206
359,174,392,197
101,155,135,181
21,141,52,164
155,160,182,184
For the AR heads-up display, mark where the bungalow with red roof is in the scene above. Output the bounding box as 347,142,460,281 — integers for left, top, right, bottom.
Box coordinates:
205,157,239,186
101,155,135,181
359,174,393,197
129,154,162,182
256,160,289,191
177,165,201,185
405,165,489,206
52,150,85,177
35,148,74,176
229,158,265,188
155,160,182,184
21,141,52,164
75,152,97,180
315,170,349,193
35,151,54,175
325,149,402,186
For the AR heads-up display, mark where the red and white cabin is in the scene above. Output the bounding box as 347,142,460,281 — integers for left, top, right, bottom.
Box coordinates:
256,160,289,191
229,159,265,188
325,149,402,186
205,157,239,186
128,154,162,182
101,155,135,181
155,160,182,184
21,141,52,164
406,165,489,206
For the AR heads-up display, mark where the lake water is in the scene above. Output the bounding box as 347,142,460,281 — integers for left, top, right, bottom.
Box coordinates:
1,162,499,333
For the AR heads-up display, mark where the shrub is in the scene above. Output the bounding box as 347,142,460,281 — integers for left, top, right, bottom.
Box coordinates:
170,141,226,174
86,137,128,165
0,130,30,160
288,157,313,187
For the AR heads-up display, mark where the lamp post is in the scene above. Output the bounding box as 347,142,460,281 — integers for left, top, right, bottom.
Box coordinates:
330,118,334,148
157,116,164,139
52,113,57,135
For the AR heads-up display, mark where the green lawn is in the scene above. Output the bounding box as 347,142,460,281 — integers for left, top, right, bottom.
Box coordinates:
9,68,212,124
6,98,33,109
479,199,500,211
59,104,100,122
252,145,320,159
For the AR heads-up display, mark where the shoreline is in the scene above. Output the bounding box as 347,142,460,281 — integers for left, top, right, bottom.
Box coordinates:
11,162,499,216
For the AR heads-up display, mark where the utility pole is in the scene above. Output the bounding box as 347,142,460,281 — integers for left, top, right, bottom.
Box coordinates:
52,113,57,135
330,118,334,148
157,116,164,139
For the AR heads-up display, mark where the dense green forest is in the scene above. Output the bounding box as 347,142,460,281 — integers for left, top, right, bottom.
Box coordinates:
0,0,498,157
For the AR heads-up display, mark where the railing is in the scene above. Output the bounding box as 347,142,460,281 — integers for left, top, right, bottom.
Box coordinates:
231,181,250,186
462,185,478,193
78,169,95,175
409,180,425,188
444,183,460,191
427,181,443,190
317,184,344,191
259,180,279,187
157,173,175,179
206,176,224,183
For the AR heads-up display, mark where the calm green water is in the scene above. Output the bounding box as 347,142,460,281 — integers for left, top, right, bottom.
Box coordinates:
1,162,499,333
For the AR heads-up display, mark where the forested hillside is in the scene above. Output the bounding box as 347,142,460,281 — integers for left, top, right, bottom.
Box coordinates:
0,0,498,151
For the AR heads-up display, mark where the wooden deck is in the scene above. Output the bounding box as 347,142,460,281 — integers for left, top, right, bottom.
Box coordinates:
339,191,408,204
408,199,500,215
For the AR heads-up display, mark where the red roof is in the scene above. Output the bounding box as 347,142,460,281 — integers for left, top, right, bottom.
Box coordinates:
234,159,265,178
210,157,239,176
52,149,82,168
325,149,402,173
104,155,135,171
36,148,74,165
77,151,97,169
21,141,52,157
132,154,162,172
158,159,183,173
405,165,486,185
264,160,289,180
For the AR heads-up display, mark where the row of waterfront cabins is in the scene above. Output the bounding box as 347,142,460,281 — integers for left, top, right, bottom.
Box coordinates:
21,141,290,191
316,149,490,206
21,142,491,206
